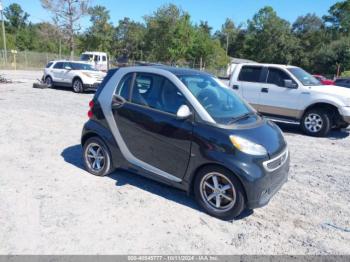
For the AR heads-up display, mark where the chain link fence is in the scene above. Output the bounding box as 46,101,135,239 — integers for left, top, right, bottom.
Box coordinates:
0,49,227,77
0,50,79,70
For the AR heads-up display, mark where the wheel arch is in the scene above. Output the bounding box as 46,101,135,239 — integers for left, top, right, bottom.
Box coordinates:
302,102,341,121
72,76,83,85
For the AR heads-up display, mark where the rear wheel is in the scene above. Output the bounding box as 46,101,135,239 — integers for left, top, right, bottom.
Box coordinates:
194,166,245,220
83,137,113,177
301,109,331,137
73,78,84,93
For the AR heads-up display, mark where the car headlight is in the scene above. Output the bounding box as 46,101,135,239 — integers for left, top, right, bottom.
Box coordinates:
229,135,267,156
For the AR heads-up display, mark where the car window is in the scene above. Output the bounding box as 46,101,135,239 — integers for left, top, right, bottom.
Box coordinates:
94,56,99,62
178,74,252,124
131,73,186,115
267,68,293,87
238,66,263,82
70,63,97,71
53,62,64,69
46,62,53,68
102,56,107,62
63,62,71,69
115,73,133,100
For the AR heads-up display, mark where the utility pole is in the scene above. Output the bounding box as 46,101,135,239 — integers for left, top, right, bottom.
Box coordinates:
226,33,229,56
0,0,7,64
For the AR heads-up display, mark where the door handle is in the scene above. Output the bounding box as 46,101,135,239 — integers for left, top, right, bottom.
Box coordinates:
261,88,269,93
112,95,126,109
232,85,239,90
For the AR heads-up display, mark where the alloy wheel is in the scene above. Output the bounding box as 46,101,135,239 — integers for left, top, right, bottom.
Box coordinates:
85,143,105,172
304,113,323,133
73,80,83,93
199,172,236,212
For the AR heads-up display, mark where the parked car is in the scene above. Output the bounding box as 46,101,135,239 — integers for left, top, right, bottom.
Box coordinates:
80,51,109,71
44,60,106,93
229,64,350,136
313,74,335,85
81,66,290,220
335,78,350,88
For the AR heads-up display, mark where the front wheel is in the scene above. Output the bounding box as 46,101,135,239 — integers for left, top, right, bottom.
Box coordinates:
45,76,53,87
83,137,113,177
194,166,245,220
301,109,331,137
72,78,84,93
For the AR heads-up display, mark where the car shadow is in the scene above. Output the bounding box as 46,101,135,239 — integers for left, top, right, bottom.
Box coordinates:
275,122,350,140
61,144,253,221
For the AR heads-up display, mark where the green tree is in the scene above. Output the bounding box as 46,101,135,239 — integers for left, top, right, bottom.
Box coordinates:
292,13,328,70
323,0,350,34
244,6,300,64
214,18,238,56
3,3,29,33
313,37,350,75
81,5,115,53
116,17,146,60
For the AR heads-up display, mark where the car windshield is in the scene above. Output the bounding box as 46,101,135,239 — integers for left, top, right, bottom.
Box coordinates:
288,67,320,86
71,63,97,71
80,54,94,61
178,74,253,125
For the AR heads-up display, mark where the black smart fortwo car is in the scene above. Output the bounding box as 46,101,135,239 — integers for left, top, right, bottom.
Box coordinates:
81,66,290,220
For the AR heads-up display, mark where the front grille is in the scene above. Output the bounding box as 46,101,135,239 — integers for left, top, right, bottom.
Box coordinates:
263,149,288,172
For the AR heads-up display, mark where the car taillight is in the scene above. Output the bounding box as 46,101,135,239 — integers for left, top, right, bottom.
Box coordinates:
88,100,94,118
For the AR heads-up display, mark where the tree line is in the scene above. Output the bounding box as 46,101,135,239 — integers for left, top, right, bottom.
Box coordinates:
1,0,350,75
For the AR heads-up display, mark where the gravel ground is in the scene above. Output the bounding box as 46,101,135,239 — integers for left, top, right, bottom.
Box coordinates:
0,70,349,255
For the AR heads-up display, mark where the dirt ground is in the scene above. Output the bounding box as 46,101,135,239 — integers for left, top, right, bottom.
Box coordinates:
0,70,349,255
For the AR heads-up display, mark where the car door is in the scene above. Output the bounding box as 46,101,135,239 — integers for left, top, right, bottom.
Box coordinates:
236,65,265,111
259,67,301,119
111,72,193,181
51,62,64,82
60,62,74,84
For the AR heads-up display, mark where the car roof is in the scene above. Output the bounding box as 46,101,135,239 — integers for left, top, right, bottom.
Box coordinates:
238,63,299,69
144,65,213,77
82,51,107,55
50,60,92,64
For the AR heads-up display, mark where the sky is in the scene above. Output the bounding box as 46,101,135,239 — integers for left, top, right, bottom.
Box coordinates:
2,0,339,31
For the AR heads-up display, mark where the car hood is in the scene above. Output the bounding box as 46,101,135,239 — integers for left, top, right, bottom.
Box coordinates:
80,70,106,77
307,85,350,97
230,118,287,158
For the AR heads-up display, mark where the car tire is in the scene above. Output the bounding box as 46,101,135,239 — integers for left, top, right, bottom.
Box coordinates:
301,109,331,137
72,78,84,93
194,166,245,220
45,76,53,87
83,137,113,177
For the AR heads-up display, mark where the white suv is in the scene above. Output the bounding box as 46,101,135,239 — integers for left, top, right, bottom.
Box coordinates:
229,63,350,136
43,60,106,93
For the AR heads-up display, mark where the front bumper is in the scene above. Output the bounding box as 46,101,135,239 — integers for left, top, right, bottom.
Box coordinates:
225,148,290,209
83,82,101,90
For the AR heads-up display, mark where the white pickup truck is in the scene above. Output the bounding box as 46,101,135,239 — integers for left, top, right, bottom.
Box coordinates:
228,63,350,136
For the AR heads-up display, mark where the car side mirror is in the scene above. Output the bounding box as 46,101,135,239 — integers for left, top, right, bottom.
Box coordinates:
65,66,72,70
284,79,298,89
176,105,192,119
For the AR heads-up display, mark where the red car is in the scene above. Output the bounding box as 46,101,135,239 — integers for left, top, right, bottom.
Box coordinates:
313,75,335,85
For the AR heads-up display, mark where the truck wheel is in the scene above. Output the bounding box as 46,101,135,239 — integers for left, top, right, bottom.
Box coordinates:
301,109,331,137
194,166,245,220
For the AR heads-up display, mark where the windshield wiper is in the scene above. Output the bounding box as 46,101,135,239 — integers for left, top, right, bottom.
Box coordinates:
228,112,254,125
